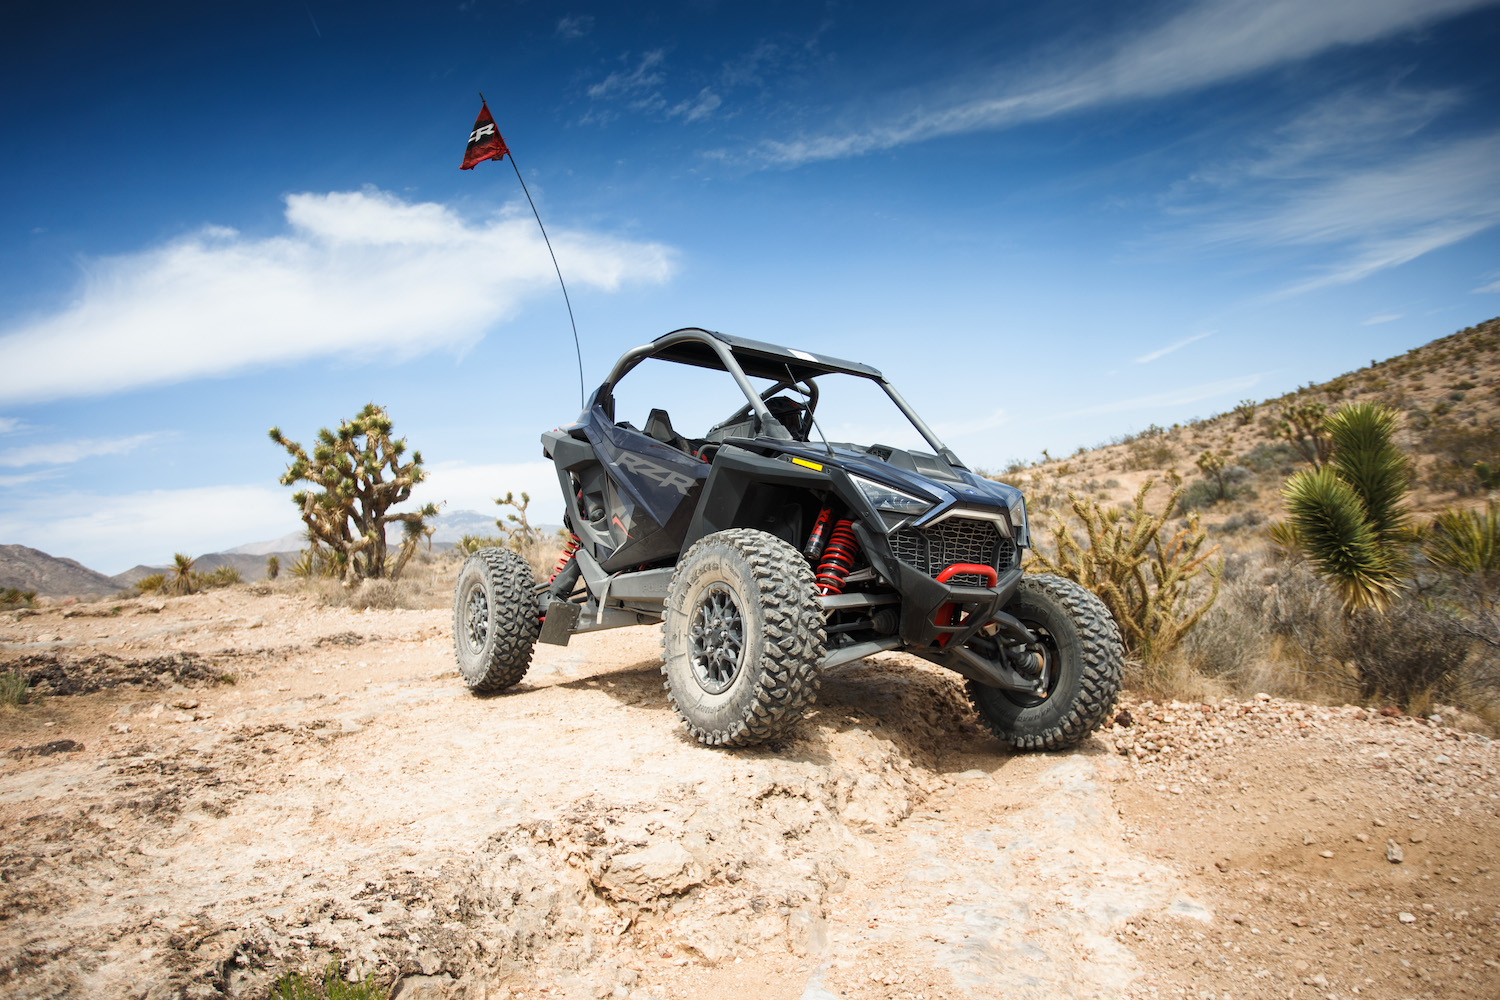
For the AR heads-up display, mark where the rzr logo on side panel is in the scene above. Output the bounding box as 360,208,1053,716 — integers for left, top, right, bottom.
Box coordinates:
616,453,697,496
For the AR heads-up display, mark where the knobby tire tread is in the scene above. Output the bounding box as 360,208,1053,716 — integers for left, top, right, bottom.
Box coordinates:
454,548,539,693
662,528,825,748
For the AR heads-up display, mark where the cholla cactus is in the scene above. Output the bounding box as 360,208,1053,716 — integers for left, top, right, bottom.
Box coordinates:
269,404,439,586
1030,478,1221,664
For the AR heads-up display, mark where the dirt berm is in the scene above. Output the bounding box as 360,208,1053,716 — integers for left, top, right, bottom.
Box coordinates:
1,588,1497,999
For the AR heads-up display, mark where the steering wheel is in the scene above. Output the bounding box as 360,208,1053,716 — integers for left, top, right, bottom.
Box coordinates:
707,378,819,441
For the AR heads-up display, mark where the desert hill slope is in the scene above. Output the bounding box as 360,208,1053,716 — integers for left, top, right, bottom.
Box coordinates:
0,544,119,597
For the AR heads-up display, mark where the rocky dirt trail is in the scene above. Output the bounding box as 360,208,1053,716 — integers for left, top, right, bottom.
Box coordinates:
1,588,1498,1000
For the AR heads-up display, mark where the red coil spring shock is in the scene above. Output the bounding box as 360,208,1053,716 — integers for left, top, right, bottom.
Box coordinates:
549,533,581,584
814,519,860,595
803,505,834,558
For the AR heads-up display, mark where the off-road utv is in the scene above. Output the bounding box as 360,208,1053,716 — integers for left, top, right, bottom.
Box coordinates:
453,328,1122,750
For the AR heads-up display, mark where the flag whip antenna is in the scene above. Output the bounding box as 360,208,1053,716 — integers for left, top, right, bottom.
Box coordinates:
479,92,585,410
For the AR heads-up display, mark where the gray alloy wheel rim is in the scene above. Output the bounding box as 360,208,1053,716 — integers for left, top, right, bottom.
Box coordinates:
464,582,490,652
689,582,745,695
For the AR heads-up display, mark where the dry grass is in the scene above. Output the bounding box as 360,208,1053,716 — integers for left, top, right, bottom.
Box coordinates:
274,537,568,612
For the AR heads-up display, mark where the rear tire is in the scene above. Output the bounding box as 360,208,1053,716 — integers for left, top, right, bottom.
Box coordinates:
967,574,1122,750
662,529,824,747
453,548,539,693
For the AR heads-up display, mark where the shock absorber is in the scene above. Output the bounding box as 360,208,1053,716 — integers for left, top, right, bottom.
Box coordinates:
549,533,581,583
803,505,834,558
814,519,860,595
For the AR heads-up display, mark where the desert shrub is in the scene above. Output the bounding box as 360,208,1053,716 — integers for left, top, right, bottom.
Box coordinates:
1181,556,1346,700
344,578,403,610
0,667,34,707
1212,510,1267,535
272,962,388,1000
267,555,280,580
199,565,242,589
1343,596,1470,706
1,588,37,610
1029,478,1221,667
1423,417,1498,495
1240,441,1299,474
1123,427,1176,471
133,574,165,594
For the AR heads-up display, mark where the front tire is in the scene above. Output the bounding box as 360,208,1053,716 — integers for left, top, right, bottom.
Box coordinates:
967,574,1122,750
662,529,825,747
453,548,539,693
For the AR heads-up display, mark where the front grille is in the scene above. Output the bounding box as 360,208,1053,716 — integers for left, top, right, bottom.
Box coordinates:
890,517,1015,584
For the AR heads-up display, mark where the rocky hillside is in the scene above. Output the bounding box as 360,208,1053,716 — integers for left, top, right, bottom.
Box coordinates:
0,544,119,598
1006,316,1500,545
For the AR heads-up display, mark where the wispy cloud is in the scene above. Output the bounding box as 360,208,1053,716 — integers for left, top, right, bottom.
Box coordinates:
756,0,1496,165
1134,332,1213,364
0,417,22,434
1473,275,1500,294
556,14,594,40
1056,373,1266,419
0,188,675,405
668,88,723,123
0,434,156,469
1208,132,1500,294
1363,313,1404,325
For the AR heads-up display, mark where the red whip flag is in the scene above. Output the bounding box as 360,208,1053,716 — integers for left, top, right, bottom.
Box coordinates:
460,101,509,169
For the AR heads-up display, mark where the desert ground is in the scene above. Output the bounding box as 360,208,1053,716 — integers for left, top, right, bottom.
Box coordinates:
2,584,1498,1000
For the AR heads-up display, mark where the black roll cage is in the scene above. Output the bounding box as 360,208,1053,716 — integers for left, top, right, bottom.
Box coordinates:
595,327,966,468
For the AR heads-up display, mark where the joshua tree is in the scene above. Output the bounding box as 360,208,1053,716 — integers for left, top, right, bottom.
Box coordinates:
1275,400,1334,467
1280,403,1410,612
1233,399,1257,426
266,555,280,580
1194,448,1231,502
269,404,439,586
495,491,543,550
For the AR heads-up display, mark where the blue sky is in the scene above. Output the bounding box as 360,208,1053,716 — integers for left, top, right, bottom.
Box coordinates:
2,0,1498,573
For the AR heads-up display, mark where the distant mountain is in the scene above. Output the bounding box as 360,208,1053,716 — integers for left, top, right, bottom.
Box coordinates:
0,544,120,598
225,530,305,556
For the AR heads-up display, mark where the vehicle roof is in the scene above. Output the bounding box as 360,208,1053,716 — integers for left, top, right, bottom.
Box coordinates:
648,327,883,382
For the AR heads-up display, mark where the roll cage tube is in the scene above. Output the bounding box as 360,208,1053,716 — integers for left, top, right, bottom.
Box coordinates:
594,327,965,466
597,329,781,433
880,380,967,470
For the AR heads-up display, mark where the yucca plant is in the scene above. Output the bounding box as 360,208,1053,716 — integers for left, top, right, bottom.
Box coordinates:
266,555,280,580
162,553,198,596
1281,403,1410,613
1423,502,1499,604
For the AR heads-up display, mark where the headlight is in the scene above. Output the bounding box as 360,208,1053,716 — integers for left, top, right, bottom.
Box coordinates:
1009,500,1029,543
850,475,933,516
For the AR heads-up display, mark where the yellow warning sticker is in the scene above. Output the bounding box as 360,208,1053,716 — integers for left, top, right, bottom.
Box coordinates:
790,457,824,471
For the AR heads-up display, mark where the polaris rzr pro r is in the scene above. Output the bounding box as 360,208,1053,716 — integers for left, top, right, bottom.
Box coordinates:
453,328,1123,750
